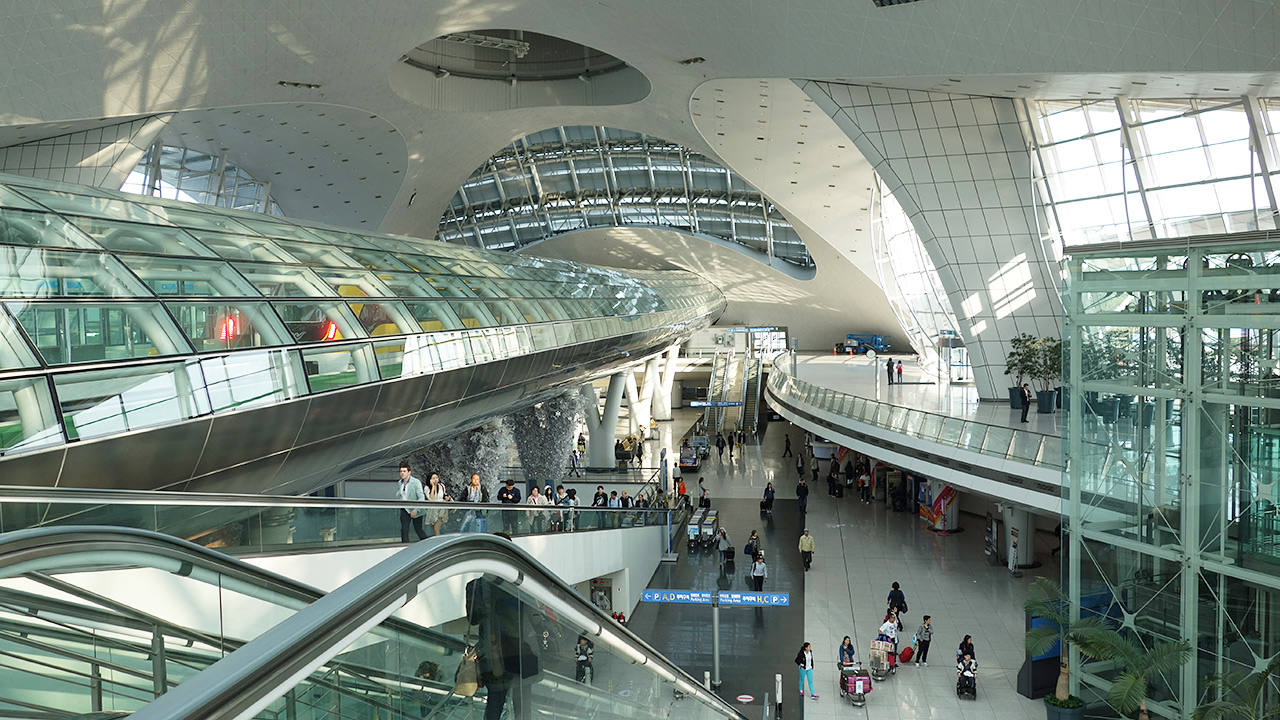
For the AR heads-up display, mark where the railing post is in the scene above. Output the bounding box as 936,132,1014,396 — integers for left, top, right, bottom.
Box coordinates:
90,663,102,712
151,628,167,697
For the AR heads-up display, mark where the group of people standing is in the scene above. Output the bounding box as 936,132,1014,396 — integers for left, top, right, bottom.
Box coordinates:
714,429,748,461
796,581,977,701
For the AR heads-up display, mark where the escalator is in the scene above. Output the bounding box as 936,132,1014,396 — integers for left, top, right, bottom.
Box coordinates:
720,354,744,433
740,357,762,439
0,528,744,720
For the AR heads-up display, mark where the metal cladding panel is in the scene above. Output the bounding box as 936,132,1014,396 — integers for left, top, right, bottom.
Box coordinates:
464,360,507,396
352,416,419,461
420,368,474,410
194,401,311,477
365,375,434,426
293,386,380,447
186,451,290,494
0,448,65,489
268,431,363,494
60,419,212,491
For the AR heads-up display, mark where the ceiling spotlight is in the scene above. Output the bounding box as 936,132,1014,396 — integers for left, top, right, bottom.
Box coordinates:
577,73,591,83
277,80,322,89
509,76,518,86
440,32,531,58
678,57,706,65
434,68,450,79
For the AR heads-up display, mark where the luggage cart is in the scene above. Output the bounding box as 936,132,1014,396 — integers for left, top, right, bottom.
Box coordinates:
697,510,719,551
868,640,896,681
686,509,705,550
838,662,871,707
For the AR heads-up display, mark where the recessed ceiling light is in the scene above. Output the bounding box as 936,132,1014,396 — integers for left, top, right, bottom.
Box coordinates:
678,57,706,65
277,80,322,89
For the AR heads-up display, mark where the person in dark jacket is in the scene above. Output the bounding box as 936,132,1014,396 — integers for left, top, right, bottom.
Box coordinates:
715,432,726,460
838,636,856,666
782,434,793,457
886,357,895,385
760,482,775,513
796,478,810,514
592,486,608,507
1020,383,1033,423
958,634,976,661
887,581,908,617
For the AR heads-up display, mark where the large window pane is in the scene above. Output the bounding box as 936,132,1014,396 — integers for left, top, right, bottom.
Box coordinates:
138,202,260,234
7,301,192,365
376,272,439,298
274,240,359,268
13,188,168,224
0,247,149,298
347,300,417,336
119,256,259,297
272,301,365,342
66,217,216,258
54,361,210,441
449,300,497,328
0,208,99,249
314,269,393,298
300,343,377,393
0,377,63,455
188,231,296,263
165,301,292,351
232,262,329,297
200,349,305,412
232,217,323,242
401,301,462,332
344,247,410,271
0,311,41,370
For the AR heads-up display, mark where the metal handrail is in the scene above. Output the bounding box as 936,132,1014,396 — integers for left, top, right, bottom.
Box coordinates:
129,534,748,720
767,361,1062,469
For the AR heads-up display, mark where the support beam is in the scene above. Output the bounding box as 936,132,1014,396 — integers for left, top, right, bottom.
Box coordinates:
652,344,681,421
586,373,627,468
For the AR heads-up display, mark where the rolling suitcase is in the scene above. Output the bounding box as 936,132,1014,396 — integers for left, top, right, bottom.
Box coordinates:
898,645,914,664
724,546,735,562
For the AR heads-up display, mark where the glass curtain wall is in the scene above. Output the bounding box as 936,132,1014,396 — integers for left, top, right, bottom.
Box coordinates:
1064,238,1280,718
1021,97,1280,252
0,171,723,459
436,126,814,267
120,143,284,216
870,178,963,379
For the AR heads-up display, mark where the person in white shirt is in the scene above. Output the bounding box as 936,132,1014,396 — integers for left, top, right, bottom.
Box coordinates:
396,461,427,542
794,642,818,700
526,485,550,532
423,472,450,536
879,612,900,645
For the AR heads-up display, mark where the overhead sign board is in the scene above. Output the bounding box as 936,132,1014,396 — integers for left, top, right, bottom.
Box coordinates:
641,590,790,607
688,400,744,408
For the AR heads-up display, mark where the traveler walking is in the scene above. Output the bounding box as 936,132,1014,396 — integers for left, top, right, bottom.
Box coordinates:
717,528,733,565
810,455,819,484
749,553,768,591
425,472,451,536
798,529,815,571
396,461,427,542
727,431,735,460
794,642,818,700
796,478,810,514
716,432,726,460
887,581,908,617
896,360,904,383
760,482,775,514
782,434,793,457
914,615,933,666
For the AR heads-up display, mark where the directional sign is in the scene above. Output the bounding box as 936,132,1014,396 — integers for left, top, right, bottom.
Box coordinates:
688,400,744,408
641,589,790,607
716,591,790,607
641,589,714,605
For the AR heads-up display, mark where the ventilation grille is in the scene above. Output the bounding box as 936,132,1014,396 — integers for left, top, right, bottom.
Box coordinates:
872,0,928,6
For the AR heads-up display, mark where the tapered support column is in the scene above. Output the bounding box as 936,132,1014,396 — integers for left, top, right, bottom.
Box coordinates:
625,356,661,436
651,344,680,421
586,373,627,469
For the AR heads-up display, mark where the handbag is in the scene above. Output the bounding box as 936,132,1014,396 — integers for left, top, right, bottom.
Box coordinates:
453,646,479,697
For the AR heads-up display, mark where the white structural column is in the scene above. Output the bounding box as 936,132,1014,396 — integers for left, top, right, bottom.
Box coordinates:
651,344,681,421
800,81,1063,400
586,373,628,469
1002,505,1036,569
624,356,661,436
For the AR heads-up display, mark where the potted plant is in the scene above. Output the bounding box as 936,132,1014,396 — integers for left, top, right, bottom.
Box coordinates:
1194,654,1280,719
1031,337,1063,414
1005,333,1037,408
1024,578,1107,720
1073,623,1191,720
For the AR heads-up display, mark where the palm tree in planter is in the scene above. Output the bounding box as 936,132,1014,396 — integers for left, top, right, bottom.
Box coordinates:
1193,654,1280,720
1072,622,1191,720
1025,578,1109,720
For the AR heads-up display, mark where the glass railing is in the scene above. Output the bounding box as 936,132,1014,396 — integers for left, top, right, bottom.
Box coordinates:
766,362,1063,469
0,487,683,556
127,534,745,720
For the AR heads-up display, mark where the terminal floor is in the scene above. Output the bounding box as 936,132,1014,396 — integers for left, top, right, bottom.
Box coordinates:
626,496,805,717
658,415,1054,719
793,354,1063,437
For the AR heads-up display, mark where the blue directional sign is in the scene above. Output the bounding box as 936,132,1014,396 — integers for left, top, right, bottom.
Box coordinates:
640,590,790,607
717,591,790,607
642,589,714,604
688,400,744,408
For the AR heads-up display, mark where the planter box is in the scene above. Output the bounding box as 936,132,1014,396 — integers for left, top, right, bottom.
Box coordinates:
1043,700,1086,720
1036,391,1056,414
1009,386,1024,409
